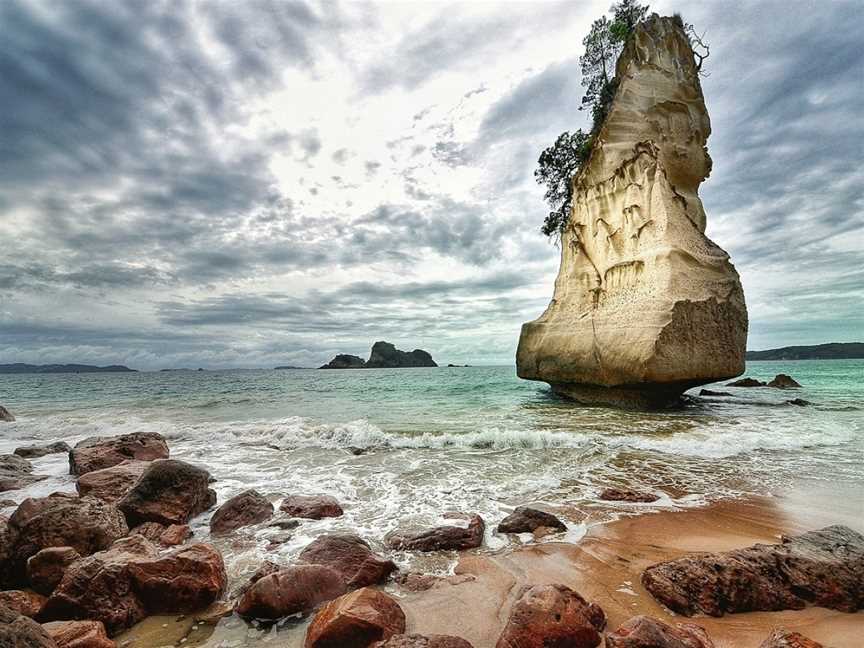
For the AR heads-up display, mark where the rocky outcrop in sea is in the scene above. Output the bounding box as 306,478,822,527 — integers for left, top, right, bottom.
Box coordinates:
320,341,437,369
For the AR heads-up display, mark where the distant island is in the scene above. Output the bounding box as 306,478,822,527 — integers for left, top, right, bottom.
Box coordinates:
320,341,437,369
274,366,310,370
746,342,864,360
0,363,136,374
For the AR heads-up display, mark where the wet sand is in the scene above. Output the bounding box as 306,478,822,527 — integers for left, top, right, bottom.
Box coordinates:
121,480,864,647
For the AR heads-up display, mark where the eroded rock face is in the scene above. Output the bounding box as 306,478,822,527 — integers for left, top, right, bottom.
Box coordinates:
76,461,147,504
118,459,216,526
42,621,115,648
497,507,566,534
297,535,396,589
27,548,81,596
386,514,484,552
516,15,747,408
69,433,168,476
495,584,605,648
279,495,343,520
0,590,46,618
0,604,57,647
304,588,405,648
377,635,474,648
210,490,273,534
235,565,347,621
642,525,864,616
758,629,823,648
606,616,715,648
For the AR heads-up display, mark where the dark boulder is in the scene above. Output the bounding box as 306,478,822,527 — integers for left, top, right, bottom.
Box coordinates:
235,565,347,621
279,495,343,520
13,443,71,459
304,588,405,648
210,490,273,534
605,616,715,648
642,525,864,616
726,378,766,387
118,459,216,526
69,433,168,476
75,461,147,504
320,355,367,369
495,584,605,648
26,548,81,596
386,514,484,552
0,406,14,423
297,534,396,588
599,489,659,503
698,389,730,397
786,398,812,407
767,374,801,388
497,507,565,534
0,604,57,647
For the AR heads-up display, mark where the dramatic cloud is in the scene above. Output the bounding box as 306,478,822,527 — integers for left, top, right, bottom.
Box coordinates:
1,0,861,368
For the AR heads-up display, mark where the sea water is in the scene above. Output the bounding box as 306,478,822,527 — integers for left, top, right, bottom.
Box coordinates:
1,361,862,586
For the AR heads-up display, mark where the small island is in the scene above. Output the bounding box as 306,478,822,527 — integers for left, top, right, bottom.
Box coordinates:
746,342,864,360
320,341,437,369
0,363,136,374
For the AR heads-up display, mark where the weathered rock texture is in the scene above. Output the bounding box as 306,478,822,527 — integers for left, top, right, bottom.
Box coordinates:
642,525,864,616
516,15,747,407
605,616,715,648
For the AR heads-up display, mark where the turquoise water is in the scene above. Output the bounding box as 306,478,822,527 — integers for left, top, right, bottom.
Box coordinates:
0,361,862,589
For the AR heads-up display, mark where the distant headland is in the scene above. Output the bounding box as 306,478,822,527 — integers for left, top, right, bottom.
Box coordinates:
746,342,864,361
0,363,136,374
320,341,437,369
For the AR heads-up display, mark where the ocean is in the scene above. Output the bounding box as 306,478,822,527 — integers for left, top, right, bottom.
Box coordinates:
1,361,862,603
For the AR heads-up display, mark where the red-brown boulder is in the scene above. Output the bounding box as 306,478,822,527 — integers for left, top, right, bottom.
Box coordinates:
497,507,565,534
758,629,823,648
376,635,474,648
75,461,147,504
297,534,397,588
0,590,46,618
280,495,343,519
495,584,605,648
42,620,115,648
0,604,57,647
305,588,405,648
642,525,864,616
599,489,659,503
235,565,347,621
27,548,81,596
6,494,128,583
210,490,273,534
129,522,191,547
605,616,715,648
118,459,216,526
386,514,484,552
69,433,168,476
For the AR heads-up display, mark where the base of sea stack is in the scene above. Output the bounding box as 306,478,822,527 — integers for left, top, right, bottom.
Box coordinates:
550,381,702,409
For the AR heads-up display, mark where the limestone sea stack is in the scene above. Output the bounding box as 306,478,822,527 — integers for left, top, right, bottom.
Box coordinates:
517,15,747,407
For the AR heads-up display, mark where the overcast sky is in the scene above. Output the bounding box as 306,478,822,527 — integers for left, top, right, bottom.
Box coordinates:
1,0,862,369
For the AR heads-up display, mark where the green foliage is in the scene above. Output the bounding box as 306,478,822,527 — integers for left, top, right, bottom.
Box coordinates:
535,130,592,238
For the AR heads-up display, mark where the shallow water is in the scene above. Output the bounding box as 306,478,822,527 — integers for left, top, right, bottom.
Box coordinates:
1,361,862,644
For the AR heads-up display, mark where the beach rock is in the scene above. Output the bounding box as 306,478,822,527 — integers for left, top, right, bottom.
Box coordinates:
6,494,128,583
118,459,216,526
0,591,46,618
498,507,565,534
0,517,13,587
279,495,343,520
297,534,397,589
516,16,748,408
767,374,801,388
726,378,765,387
235,565,347,621
304,588,405,648
0,406,14,422
365,342,437,368
27,548,81,596
130,522,191,547
42,621,115,648
394,572,475,592
194,600,235,626
232,561,281,599
386,514,485,552
320,354,367,369
268,516,302,531
13,443,71,459
126,543,226,614
75,461,147,504
210,490,274,534
605,616,715,648
0,604,57,647
600,489,659,503
758,629,823,648
495,584,605,648
376,635,474,648
0,455,48,494
698,389,730,397
642,524,864,616
0,456,33,475
69,433,168,476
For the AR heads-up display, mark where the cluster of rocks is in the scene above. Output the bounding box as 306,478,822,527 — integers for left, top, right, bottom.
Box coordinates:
726,373,802,388
320,341,438,369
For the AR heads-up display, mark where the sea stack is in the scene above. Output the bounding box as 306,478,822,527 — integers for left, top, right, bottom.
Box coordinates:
517,15,747,408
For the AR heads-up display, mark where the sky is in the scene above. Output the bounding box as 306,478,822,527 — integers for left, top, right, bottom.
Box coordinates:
1,0,862,369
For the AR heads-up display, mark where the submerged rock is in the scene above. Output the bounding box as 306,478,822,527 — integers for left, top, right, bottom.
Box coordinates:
118,459,216,526
304,588,405,648
698,389,730,397
605,616,715,648
279,494,343,520
600,488,659,503
13,443,71,459
642,524,864,616
495,584,605,648
497,507,566,534
386,514,484,552
786,398,812,407
297,534,396,588
235,565,347,621
0,406,14,422
516,16,747,408
42,620,115,648
758,629,823,648
726,377,765,387
69,433,168,476
767,374,801,388
210,490,273,534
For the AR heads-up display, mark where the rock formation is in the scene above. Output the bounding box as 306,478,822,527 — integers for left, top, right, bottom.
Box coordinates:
320,341,437,369
517,15,747,407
